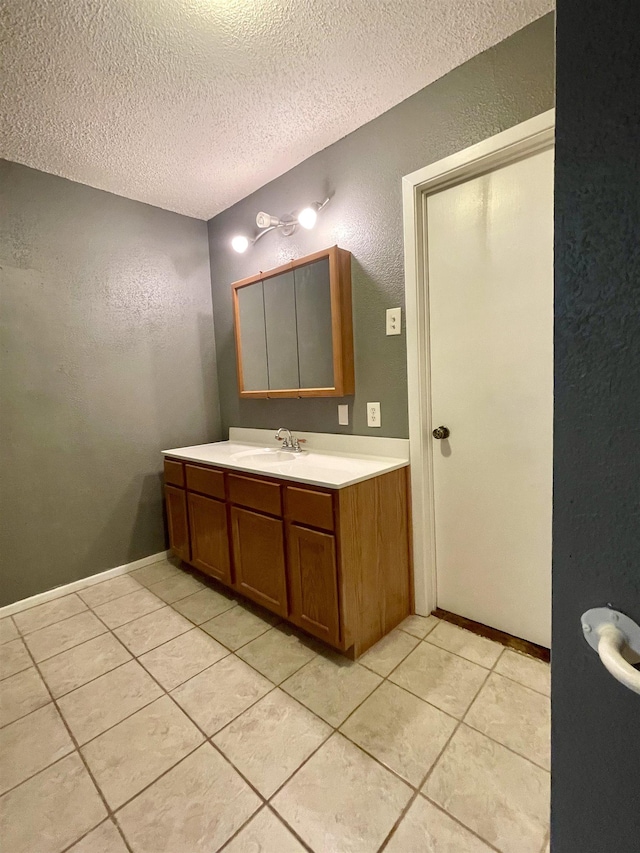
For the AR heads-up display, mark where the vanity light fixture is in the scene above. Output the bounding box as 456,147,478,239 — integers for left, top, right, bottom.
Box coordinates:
230,197,330,252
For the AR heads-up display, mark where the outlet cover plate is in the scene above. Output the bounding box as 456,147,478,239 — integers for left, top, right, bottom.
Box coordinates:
367,402,381,428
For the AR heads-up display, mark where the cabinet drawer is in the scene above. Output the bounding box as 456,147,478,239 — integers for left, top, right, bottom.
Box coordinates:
227,474,282,516
164,458,185,487
185,464,225,500
285,486,334,532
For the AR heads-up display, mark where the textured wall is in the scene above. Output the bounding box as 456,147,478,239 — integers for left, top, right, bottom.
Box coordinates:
552,1,640,850
0,162,220,605
207,15,555,438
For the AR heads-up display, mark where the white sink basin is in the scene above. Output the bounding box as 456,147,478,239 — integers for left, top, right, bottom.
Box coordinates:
230,448,303,466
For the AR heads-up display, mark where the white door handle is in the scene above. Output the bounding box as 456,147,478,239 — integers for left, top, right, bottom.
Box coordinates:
581,608,640,695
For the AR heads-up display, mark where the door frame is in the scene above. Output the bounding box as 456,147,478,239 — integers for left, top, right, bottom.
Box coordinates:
402,109,555,616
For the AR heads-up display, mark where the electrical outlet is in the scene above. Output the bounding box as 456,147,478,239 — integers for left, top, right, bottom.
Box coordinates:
386,307,402,335
367,402,381,428
338,404,349,425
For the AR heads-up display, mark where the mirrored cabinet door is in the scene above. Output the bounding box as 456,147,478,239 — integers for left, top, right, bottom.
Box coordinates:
236,281,268,392
295,257,334,390
263,270,300,391
232,246,353,398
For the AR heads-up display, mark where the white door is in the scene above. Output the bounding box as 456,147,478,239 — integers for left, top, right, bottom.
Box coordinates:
426,147,553,648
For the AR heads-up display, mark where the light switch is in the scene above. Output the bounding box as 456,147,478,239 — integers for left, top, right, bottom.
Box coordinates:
386,307,402,335
367,402,381,428
338,404,349,425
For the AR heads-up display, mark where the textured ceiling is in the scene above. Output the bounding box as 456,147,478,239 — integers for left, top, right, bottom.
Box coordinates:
1,0,552,220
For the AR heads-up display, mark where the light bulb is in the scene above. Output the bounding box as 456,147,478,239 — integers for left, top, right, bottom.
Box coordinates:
297,206,318,230
231,235,249,253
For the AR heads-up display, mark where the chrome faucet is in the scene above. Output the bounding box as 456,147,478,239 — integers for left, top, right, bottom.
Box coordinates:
275,427,305,453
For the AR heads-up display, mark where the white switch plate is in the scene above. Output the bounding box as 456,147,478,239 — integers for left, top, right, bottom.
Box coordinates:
386,307,401,336
367,402,381,428
338,404,349,425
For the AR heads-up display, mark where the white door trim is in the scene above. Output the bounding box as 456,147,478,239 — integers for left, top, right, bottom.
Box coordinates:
402,109,555,616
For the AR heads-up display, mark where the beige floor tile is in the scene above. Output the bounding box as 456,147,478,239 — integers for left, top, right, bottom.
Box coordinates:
68,819,129,853
82,695,203,809
138,628,228,690
172,654,272,735
58,660,163,745
0,617,18,645
0,753,106,853
0,703,74,794
389,642,487,718
114,606,192,656
424,724,549,853
0,638,32,680
224,807,307,853
148,572,205,604
281,654,382,727
426,622,503,668
214,689,331,796
341,681,457,786
130,561,180,587
172,585,237,624
201,603,278,650
465,672,550,769
78,575,143,608
0,667,50,727
93,588,164,629
12,594,88,635
39,633,132,699
385,795,494,853
495,649,551,696
236,625,318,683
399,614,439,638
117,743,260,853
359,629,419,677
23,612,107,662
272,733,412,853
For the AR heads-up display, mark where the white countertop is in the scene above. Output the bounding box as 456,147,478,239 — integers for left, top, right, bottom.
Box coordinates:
162,431,409,489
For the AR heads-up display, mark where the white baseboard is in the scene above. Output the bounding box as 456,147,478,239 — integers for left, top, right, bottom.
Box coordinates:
0,551,170,619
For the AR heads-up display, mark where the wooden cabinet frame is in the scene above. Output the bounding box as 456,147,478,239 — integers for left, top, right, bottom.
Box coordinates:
232,246,354,398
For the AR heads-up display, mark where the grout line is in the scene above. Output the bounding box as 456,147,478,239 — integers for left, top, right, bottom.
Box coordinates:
12,600,92,638
4,595,549,853
10,634,136,853
420,794,503,853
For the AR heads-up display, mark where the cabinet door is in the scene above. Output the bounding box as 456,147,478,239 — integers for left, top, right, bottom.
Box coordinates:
165,485,190,562
264,270,300,391
188,493,231,585
230,507,288,616
288,524,340,646
295,257,334,389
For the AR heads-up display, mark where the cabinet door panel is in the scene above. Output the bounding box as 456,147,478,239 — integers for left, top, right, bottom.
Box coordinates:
231,507,288,616
294,258,334,389
188,493,231,584
165,485,190,562
236,281,268,391
264,270,300,391
288,524,340,646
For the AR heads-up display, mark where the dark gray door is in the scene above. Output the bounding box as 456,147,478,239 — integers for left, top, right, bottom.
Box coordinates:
553,1,640,850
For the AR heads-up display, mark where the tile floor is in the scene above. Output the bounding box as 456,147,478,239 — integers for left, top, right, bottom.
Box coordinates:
0,558,551,853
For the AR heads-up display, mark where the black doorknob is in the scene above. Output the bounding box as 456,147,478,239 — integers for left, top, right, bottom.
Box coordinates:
432,425,450,439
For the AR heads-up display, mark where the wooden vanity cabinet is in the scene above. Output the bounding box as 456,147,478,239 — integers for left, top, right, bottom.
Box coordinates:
163,458,411,658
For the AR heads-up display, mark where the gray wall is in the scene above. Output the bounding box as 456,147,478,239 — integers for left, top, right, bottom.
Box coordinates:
552,1,640,849
207,14,555,438
0,161,220,605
